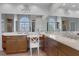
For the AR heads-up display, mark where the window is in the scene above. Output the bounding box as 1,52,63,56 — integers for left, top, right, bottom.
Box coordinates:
47,22,55,32
47,16,57,32
70,22,76,31
19,16,30,33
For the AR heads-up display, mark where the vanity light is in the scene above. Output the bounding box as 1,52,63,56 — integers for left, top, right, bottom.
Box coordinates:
18,4,30,13
75,11,79,14
18,5,25,10
68,9,72,14
31,5,37,9
62,3,66,6
72,5,76,8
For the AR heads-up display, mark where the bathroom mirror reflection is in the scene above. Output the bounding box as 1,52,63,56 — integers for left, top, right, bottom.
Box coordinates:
62,17,79,31
2,14,14,32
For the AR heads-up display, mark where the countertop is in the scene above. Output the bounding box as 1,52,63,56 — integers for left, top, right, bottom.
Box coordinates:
2,32,27,36
2,32,43,37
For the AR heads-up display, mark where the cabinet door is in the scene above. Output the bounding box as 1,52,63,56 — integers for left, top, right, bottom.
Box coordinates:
58,42,79,56
58,50,66,56
6,38,17,54
17,36,27,52
47,41,57,56
47,38,58,56
2,36,6,49
44,37,48,52
39,36,46,50
47,47,57,56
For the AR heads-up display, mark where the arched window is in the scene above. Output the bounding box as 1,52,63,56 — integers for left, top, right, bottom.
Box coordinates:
19,16,30,33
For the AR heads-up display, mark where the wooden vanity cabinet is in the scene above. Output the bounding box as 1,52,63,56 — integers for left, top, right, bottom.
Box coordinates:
39,35,46,50
6,37,17,53
43,37,58,56
43,36,79,56
43,36,58,56
57,42,79,56
2,35,27,54
16,36,27,53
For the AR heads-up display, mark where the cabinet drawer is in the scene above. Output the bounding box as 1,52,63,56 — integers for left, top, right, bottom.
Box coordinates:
6,36,15,40
7,36,26,39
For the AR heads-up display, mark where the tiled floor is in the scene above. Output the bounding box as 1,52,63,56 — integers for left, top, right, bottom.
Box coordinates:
0,49,46,56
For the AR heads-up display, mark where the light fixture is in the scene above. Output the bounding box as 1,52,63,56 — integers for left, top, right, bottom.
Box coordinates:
72,5,76,7
21,5,30,13
18,4,30,13
62,3,66,6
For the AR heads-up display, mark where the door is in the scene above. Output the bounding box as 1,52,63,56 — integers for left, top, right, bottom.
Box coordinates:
43,37,48,52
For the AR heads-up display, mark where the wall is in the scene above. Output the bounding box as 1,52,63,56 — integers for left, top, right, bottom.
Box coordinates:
0,13,2,51
30,15,47,32
35,16,43,32
36,16,48,32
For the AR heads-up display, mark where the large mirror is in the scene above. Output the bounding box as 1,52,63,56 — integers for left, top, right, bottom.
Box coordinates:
2,14,14,32
61,17,79,31
47,16,79,32
47,16,60,32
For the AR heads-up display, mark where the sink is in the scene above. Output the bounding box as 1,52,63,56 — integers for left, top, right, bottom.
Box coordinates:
49,35,56,39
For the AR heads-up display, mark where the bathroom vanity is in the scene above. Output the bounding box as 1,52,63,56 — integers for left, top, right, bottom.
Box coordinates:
2,32,45,54
43,36,79,56
2,32,79,55
2,33,27,54
43,34,79,56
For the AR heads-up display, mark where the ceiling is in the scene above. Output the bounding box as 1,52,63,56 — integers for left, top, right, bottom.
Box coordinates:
1,3,79,11
0,3,79,15
0,3,52,9
57,3,79,11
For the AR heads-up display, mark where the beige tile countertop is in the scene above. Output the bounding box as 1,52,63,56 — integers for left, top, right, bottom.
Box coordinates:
2,32,43,37
44,33,79,51
2,32,27,36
